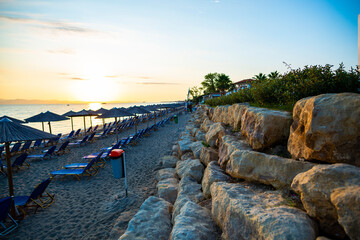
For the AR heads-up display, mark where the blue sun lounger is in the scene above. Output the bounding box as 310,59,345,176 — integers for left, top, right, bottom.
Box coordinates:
66,151,105,169
14,178,55,216
0,197,18,236
50,157,99,180
27,146,56,161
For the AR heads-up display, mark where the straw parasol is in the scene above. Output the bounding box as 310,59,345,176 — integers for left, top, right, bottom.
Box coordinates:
0,117,57,216
25,111,69,134
62,110,77,131
94,108,109,127
72,109,98,133
143,105,160,126
0,115,26,124
126,106,150,134
96,108,133,142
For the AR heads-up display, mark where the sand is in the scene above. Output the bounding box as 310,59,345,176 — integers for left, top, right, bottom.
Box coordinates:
0,112,190,240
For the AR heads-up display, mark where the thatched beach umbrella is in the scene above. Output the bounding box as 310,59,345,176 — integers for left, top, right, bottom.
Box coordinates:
96,108,133,142
126,106,150,134
62,110,77,131
94,108,109,127
0,115,26,124
0,117,57,216
25,111,68,134
72,109,98,133
143,105,159,126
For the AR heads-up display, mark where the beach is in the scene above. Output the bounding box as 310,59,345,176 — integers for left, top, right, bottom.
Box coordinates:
1,112,189,239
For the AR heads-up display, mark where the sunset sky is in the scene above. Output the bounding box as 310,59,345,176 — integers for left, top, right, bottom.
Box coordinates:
0,0,358,103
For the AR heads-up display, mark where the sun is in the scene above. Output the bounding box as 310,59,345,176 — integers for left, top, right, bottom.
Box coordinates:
71,78,118,102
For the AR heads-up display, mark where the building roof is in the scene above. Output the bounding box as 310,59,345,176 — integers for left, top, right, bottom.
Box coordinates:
233,79,254,85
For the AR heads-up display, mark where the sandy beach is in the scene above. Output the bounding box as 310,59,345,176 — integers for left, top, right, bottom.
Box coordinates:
1,112,190,240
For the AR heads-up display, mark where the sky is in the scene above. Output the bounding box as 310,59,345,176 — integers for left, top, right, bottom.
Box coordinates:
0,0,359,103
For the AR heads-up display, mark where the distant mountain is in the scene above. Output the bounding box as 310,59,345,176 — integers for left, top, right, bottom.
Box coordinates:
0,99,88,105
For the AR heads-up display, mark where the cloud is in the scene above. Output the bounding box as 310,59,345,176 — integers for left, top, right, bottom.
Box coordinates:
47,48,76,54
105,75,119,78
70,77,87,81
0,14,99,35
136,82,181,85
105,74,152,80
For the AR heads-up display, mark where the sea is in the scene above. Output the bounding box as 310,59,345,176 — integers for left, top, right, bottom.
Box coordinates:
0,102,164,135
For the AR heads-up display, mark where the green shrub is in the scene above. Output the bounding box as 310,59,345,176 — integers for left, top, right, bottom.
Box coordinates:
205,64,360,110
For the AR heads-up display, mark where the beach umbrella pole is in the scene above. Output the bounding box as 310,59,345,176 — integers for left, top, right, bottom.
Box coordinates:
135,114,137,134
115,117,118,142
42,122,44,131
48,121,52,134
154,111,156,126
5,142,16,217
83,116,86,134
71,117,74,131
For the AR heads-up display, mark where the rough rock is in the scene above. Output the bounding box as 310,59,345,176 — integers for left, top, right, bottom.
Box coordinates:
218,135,251,169
241,107,292,150
172,176,205,221
189,141,203,159
119,196,172,240
200,118,213,132
227,150,314,189
211,105,231,125
156,168,177,181
156,178,178,204
171,201,218,240
176,159,204,183
180,152,195,160
292,163,360,239
171,145,179,157
159,155,178,169
211,182,317,240
177,137,193,156
288,93,360,166
195,130,206,141
205,122,225,147
202,161,231,198
200,147,218,166
330,186,360,240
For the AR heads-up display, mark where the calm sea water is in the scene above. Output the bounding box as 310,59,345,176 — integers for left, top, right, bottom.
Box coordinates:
0,102,163,135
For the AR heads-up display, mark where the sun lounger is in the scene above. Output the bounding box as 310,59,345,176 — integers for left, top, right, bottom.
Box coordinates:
11,153,29,171
10,142,21,156
50,157,99,180
54,141,70,155
14,178,55,216
31,139,42,150
68,135,88,148
66,151,105,169
0,197,18,236
20,141,32,153
27,146,56,161
73,128,81,138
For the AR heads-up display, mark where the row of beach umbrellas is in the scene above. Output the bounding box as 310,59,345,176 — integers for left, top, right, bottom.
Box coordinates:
0,103,183,217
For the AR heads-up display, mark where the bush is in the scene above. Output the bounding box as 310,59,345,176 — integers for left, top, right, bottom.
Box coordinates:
205,64,360,110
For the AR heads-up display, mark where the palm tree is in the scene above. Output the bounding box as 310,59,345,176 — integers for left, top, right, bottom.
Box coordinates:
268,71,280,80
215,73,232,94
253,73,267,81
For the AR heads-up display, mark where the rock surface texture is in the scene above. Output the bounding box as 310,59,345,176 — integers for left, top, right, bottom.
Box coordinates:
211,182,317,240
202,161,232,198
288,93,360,166
170,201,219,240
200,147,218,166
218,135,251,169
226,150,314,189
205,122,225,147
119,196,172,240
241,107,292,150
176,159,204,183
292,163,360,239
156,178,178,204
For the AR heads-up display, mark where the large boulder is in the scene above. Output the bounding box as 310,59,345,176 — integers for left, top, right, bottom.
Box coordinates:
228,103,249,130
172,176,205,221
288,93,360,166
218,135,251,169
189,141,203,159
241,107,292,150
119,196,172,240
211,105,231,125
171,201,219,240
211,182,317,240
226,150,314,189
156,178,178,204
292,163,360,239
330,186,360,240
205,122,225,147
195,130,206,141
200,147,218,166
156,168,177,181
200,118,213,132
177,137,193,156
202,161,231,198
176,159,204,183
159,155,178,169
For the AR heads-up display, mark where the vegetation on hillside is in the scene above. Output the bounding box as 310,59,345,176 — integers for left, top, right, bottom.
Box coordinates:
204,64,360,111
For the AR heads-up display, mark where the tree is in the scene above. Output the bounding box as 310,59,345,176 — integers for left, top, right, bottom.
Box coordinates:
253,73,267,81
215,73,233,93
189,86,202,99
268,71,280,80
201,73,218,94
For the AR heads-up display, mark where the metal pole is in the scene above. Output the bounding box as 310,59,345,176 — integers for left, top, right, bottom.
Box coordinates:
123,152,127,197
71,117,74,131
83,116,86,133
5,142,16,217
